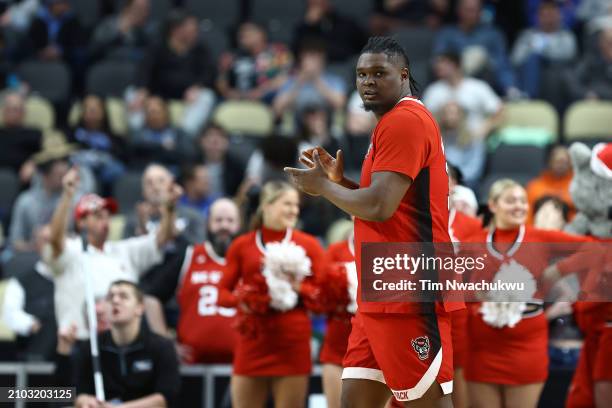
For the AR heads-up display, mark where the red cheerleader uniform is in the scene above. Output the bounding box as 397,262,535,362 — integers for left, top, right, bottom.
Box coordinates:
320,236,355,366
218,226,325,376
463,225,589,385
555,248,612,407
176,242,237,363
449,208,483,369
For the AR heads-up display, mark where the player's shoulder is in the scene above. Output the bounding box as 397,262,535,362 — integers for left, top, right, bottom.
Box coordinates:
383,99,434,125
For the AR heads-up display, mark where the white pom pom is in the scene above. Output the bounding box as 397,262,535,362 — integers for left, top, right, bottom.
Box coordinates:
261,241,312,311
264,242,312,280
480,302,527,328
263,267,298,311
490,259,537,302
480,260,536,328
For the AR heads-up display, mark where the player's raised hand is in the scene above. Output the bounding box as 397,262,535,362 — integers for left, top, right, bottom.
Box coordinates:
299,146,344,183
285,149,329,196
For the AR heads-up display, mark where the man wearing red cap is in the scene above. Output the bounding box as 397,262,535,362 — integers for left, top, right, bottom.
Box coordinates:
45,167,181,339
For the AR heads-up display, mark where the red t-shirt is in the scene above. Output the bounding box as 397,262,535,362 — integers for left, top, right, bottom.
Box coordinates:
177,242,237,363
354,97,452,314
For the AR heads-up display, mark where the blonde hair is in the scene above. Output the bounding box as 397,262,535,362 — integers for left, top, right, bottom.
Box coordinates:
487,178,525,227
487,178,523,204
249,181,297,230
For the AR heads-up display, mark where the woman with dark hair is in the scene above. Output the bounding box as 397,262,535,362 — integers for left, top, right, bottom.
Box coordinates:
69,94,126,194
217,181,325,408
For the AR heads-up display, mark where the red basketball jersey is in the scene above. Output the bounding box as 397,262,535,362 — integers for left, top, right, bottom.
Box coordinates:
177,242,237,363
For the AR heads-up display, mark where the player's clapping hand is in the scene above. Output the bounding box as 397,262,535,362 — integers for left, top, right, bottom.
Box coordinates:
299,146,344,183
285,149,329,196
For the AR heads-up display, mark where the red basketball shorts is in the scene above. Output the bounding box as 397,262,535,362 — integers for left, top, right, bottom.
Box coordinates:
342,309,453,402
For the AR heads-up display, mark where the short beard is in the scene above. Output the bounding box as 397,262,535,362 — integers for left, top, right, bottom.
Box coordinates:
207,228,236,257
362,101,389,114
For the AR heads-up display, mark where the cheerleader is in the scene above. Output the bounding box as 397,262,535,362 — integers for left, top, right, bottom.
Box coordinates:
463,179,589,408
320,229,357,408
217,181,325,408
544,247,612,408
448,184,482,408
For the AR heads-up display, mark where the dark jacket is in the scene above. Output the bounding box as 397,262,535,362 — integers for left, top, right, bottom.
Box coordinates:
58,327,180,407
136,41,216,99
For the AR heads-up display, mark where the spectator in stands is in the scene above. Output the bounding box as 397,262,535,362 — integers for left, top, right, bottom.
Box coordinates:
532,195,570,231
142,198,242,364
344,90,376,173
370,0,454,35
526,144,574,225
244,136,298,187
297,104,341,154
433,0,518,96
292,0,367,63
2,224,56,362
69,94,126,195
0,91,41,184
9,147,76,252
196,124,245,197
422,52,504,143
526,0,579,30
129,96,192,170
124,163,205,244
577,0,612,31
217,21,293,103
130,9,216,137
512,0,577,98
178,163,218,219
26,0,86,74
566,27,612,101
436,101,486,188
57,280,180,408
45,167,180,339
90,0,152,62
0,0,39,31
272,39,346,118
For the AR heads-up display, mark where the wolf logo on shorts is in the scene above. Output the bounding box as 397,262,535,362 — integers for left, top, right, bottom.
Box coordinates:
411,336,430,360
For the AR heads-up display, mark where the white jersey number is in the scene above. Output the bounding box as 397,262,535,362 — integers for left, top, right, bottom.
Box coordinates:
197,286,236,317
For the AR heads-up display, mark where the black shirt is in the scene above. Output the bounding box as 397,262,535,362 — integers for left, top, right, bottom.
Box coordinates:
137,41,216,99
60,327,180,407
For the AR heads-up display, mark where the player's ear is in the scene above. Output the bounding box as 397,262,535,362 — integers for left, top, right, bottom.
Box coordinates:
401,67,409,81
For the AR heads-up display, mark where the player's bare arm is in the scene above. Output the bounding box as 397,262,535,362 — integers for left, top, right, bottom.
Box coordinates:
49,166,79,258
285,150,411,222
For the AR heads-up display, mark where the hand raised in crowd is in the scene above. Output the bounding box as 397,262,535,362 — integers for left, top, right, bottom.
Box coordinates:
56,324,78,356
62,166,80,197
299,146,345,183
